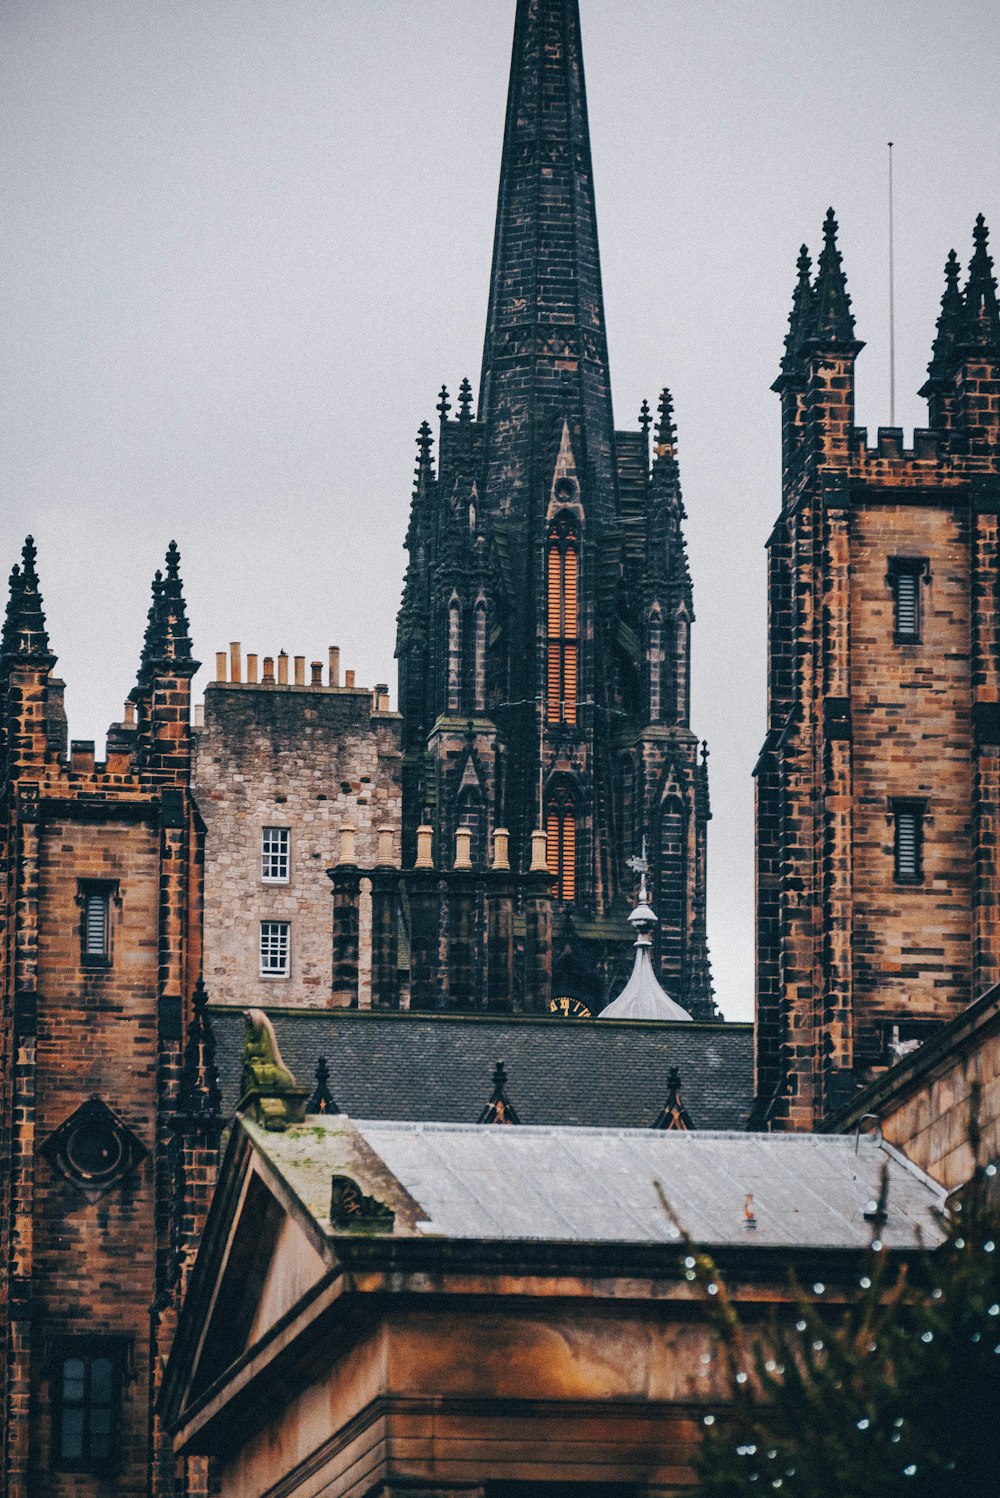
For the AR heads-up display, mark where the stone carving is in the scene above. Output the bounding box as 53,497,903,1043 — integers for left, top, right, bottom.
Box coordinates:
237,1009,308,1131
329,1175,395,1233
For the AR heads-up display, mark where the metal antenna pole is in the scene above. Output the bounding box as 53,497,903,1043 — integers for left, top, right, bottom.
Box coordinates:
888,141,896,427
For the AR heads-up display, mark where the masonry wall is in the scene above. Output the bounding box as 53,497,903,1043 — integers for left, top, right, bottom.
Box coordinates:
29,815,162,1496
850,503,974,1053
193,680,402,1010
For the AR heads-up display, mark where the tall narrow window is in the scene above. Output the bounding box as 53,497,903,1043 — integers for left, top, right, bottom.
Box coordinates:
893,803,924,883
648,610,662,723
53,1340,125,1474
659,799,687,982
261,827,290,883
546,515,579,725
473,601,487,712
675,613,689,724
889,558,926,643
447,599,462,713
260,921,291,977
79,882,114,968
546,782,577,901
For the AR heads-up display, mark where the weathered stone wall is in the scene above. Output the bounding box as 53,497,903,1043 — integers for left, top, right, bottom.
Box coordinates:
193,679,402,1011
850,503,975,1047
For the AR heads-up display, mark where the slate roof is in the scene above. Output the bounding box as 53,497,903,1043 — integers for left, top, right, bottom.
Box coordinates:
248,1116,947,1251
209,1007,753,1131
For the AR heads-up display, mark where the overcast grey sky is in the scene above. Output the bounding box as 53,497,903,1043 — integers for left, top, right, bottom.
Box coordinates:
2,0,998,1019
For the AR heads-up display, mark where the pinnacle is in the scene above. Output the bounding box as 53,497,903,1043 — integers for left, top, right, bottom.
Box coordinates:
457,377,474,423
177,975,222,1123
638,398,651,436
925,248,965,382
958,214,1000,355
778,244,815,377
655,388,676,450
437,385,451,421
1,535,52,663
136,544,195,686
412,420,435,493
810,207,857,347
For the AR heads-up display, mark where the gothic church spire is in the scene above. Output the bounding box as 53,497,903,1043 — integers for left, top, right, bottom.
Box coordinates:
479,0,617,522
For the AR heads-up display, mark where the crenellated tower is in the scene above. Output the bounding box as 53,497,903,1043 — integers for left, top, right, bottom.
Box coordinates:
756,211,1000,1130
396,0,714,1017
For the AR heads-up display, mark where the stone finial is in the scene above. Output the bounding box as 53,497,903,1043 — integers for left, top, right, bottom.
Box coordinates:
652,1065,694,1131
777,243,815,379
136,542,196,686
638,398,652,436
306,1056,339,1116
415,824,434,870
413,420,435,493
237,1009,308,1132
338,825,357,865
457,376,474,423
529,827,548,873
176,976,223,1127
492,827,511,871
437,384,451,421
2,536,53,665
478,1058,520,1125
454,825,473,870
654,388,676,455
957,214,1000,356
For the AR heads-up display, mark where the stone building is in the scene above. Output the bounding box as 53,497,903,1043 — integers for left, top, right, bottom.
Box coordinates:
0,539,221,1497
395,0,713,1018
194,646,401,1010
755,211,1000,1130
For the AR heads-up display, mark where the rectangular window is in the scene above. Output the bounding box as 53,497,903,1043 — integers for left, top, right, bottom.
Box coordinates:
78,882,115,968
893,804,923,883
260,920,290,977
889,558,925,643
53,1340,125,1474
261,826,290,883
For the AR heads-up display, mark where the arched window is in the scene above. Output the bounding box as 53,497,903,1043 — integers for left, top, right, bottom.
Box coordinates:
649,608,663,723
546,781,577,902
546,515,579,725
659,796,686,981
447,599,462,713
473,600,487,712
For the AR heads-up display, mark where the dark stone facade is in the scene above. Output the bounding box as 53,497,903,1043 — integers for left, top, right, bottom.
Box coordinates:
0,540,220,1497
755,212,1000,1130
395,0,714,1018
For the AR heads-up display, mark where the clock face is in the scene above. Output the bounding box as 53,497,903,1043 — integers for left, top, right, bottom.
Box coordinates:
549,994,592,1018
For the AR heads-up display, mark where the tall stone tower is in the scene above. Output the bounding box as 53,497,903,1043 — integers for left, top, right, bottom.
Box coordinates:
0,540,220,1496
755,212,1000,1130
396,0,713,1016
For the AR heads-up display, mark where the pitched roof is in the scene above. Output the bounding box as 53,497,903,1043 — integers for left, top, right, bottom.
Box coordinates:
248,1116,947,1251
207,1007,754,1131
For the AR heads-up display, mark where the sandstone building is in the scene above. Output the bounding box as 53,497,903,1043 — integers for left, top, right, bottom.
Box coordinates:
755,211,1000,1130
0,539,220,1497
194,647,401,1010
395,0,713,1018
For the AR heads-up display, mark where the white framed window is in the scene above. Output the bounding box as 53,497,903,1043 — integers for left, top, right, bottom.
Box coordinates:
260,921,290,977
261,827,290,883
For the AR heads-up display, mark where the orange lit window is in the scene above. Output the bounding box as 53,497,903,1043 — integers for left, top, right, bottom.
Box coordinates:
546,516,579,724
546,782,576,901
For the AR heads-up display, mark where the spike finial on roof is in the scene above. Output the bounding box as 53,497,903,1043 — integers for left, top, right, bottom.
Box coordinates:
437,384,451,422
306,1056,339,1116
778,243,815,377
176,977,222,1124
457,377,474,423
810,208,857,347
652,1066,694,1131
136,543,195,686
654,388,676,454
957,214,1000,356
413,420,435,493
638,398,652,436
478,1058,519,1125
600,847,693,1023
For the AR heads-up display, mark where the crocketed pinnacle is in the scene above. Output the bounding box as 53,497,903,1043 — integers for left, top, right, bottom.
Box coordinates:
809,208,857,347
436,385,451,422
957,214,1000,356
176,977,222,1124
778,244,815,378
654,388,677,455
306,1056,339,1116
1,537,52,663
413,420,435,493
136,542,195,686
926,249,963,381
457,377,474,423
652,1065,694,1131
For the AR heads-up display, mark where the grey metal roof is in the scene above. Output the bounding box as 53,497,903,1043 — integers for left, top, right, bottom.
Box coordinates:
249,1116,946,1251
599,944,693,1021
208,1006,753,1130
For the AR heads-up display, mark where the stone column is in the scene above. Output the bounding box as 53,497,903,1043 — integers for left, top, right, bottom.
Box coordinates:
329,864,361,1009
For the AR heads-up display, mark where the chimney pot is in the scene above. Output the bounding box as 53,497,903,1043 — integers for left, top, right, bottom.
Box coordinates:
376,827,395,866
247,653,258,684
454,825,473,870
530,828,549,873
230,642,242,683
415,824,434,870
278,652,289,685
310,660,323,686
124,700,136,727
262,655,275,685
193,702,205,728
329,646,340,687
338,825,357,865
294,655,305,686
492,827,511,871
215,651,227,683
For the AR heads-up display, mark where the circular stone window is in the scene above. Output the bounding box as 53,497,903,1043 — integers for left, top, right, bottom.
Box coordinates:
554,476,578,503
65,1117,125,1182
